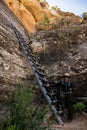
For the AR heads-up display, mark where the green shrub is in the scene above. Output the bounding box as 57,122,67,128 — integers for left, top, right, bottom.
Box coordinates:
73,102,86,112
51,6,60,12
0,84,51,130
5,125,18,130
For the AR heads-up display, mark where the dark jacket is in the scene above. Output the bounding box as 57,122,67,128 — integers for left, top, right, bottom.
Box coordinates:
52,80,73,96
58,80,73,94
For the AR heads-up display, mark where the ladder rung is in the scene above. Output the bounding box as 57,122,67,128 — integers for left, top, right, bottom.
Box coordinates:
30,59,38,66
58,110,63,115
26,44,32,50
29,40,32,44
52,99,58,103
48,81,56,86
30,56,37,62
27,52,36,59
42,84,51,93
30,59,42,67
33,64,44,73
25,47,32,52
37,67,44,73
39,77,48,83
48,92,57,96
29,51,36,57
26,51,40,63
35,69,45,77
42,83,50,88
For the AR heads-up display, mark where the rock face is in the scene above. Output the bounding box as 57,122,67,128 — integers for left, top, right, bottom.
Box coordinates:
57,11,82,27
49,11,82,30
32,22,87,97
0,0,33,102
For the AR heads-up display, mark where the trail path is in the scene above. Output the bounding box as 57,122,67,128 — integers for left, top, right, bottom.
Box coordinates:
52,114,87,130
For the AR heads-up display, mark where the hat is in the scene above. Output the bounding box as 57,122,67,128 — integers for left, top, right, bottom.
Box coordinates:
63,73,70,77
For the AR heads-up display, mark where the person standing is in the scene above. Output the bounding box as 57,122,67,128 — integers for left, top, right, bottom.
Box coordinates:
56,73,73,122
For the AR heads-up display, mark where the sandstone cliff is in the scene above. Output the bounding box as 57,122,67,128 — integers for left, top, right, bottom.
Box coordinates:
4,0,36,33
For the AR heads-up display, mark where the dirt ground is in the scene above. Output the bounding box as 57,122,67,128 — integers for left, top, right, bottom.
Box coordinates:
51,113,87,130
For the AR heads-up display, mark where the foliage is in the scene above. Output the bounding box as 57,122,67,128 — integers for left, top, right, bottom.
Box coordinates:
73,102,86,112
43,15,50,25
51,5,60,12
82,12,87,20
3,125,18,130
37,15,50,30
0,84,51,130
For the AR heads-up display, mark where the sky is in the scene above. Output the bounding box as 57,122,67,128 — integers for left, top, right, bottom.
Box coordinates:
46,0,87,16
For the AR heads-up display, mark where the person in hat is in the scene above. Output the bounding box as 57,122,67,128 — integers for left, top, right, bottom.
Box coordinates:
54,73,73,121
